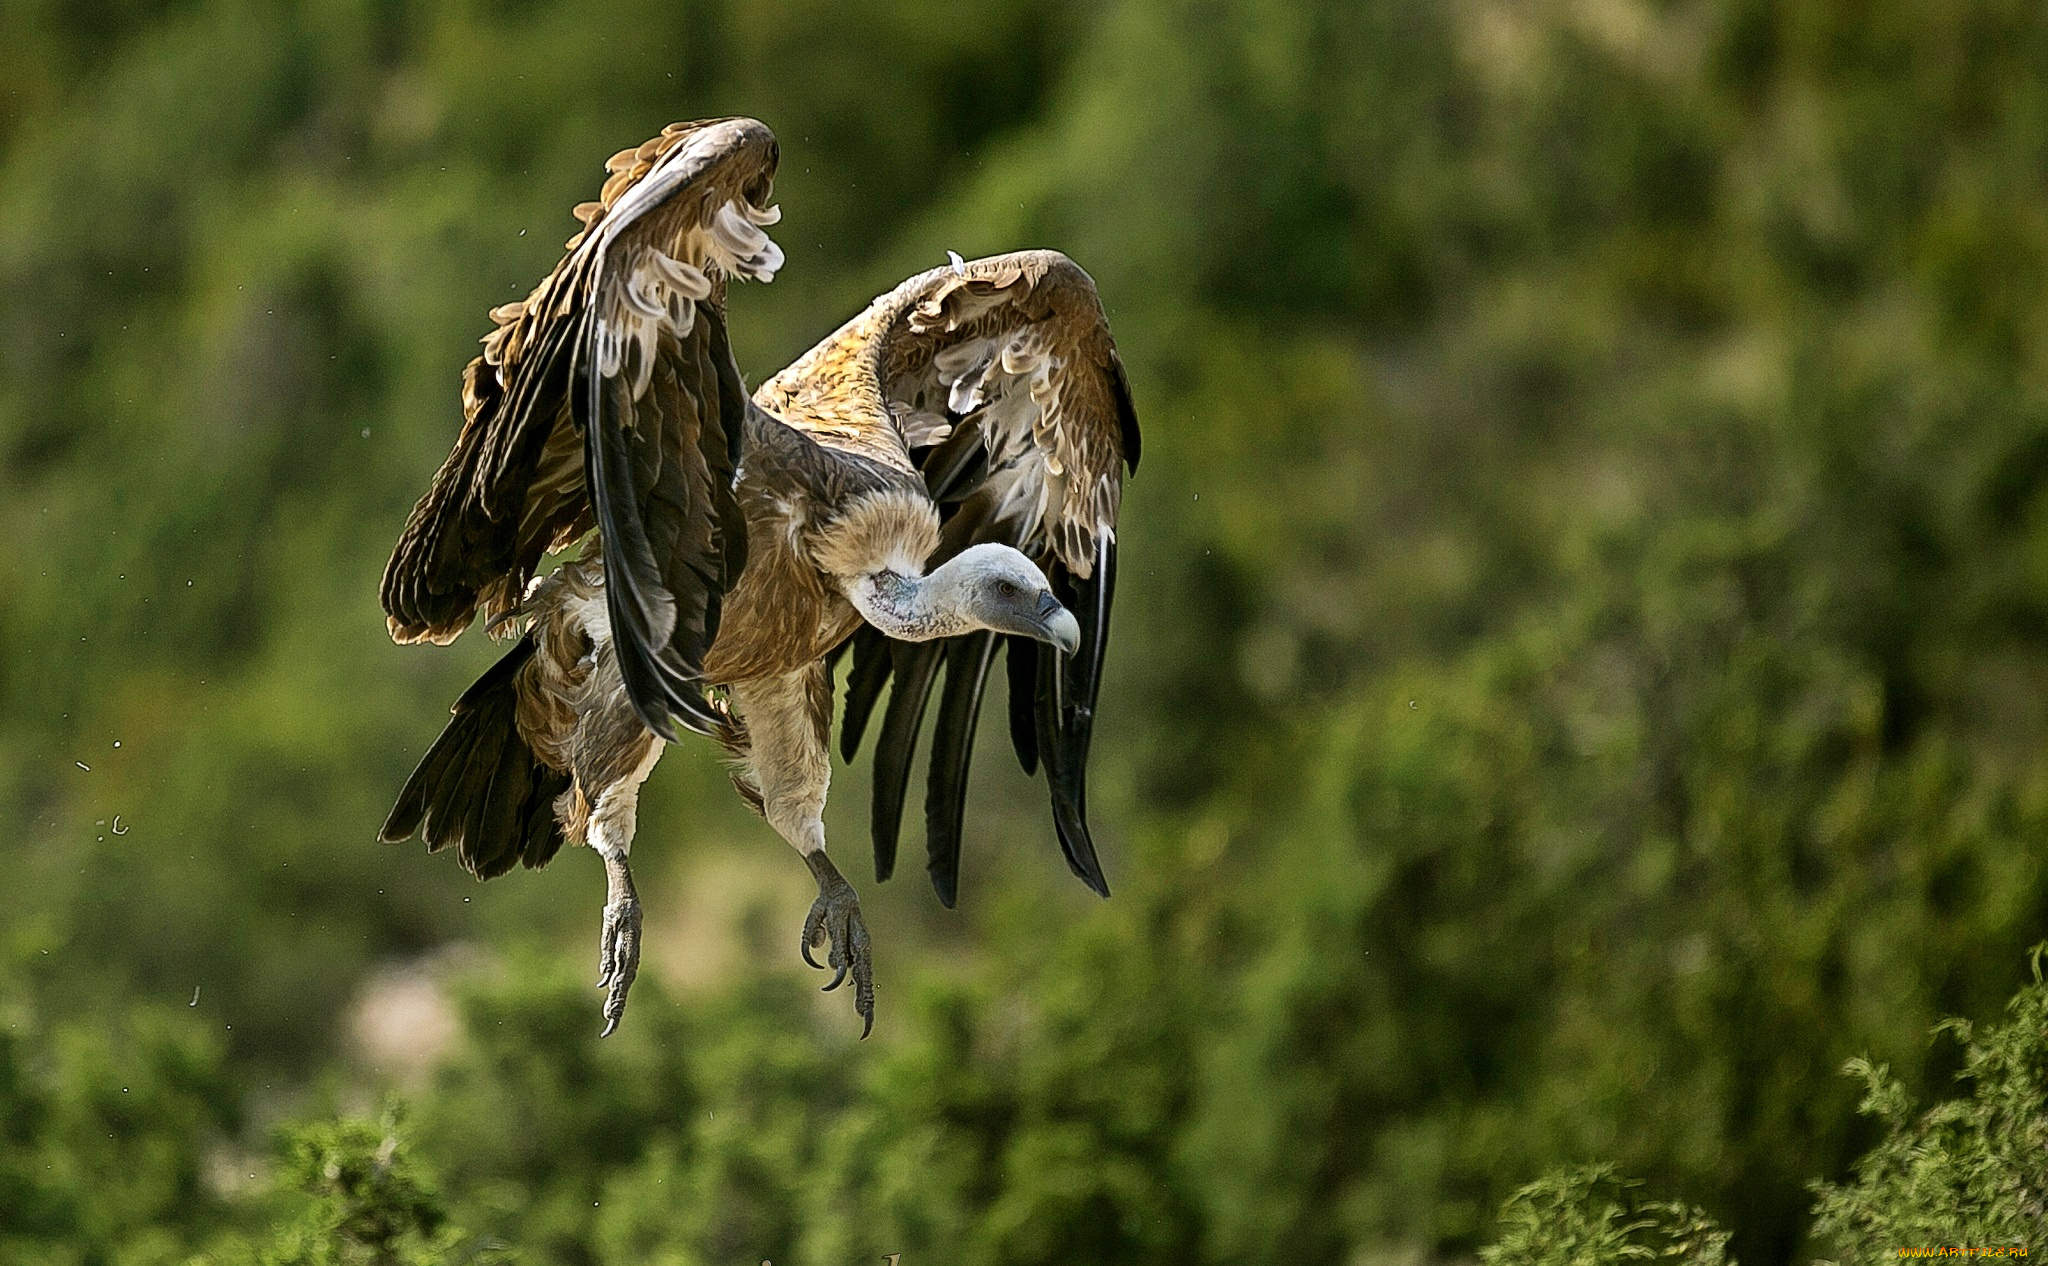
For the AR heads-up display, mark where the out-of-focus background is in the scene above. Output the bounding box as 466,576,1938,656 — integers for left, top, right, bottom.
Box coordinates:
6,0,2048,1262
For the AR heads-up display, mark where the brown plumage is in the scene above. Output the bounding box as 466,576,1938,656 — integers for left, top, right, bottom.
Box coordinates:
379,117,1140,1037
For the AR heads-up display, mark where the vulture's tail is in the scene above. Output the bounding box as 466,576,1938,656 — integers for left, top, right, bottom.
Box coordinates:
380,636,572,880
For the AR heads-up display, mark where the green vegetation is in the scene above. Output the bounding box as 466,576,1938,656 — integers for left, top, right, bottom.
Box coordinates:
1810,958,2048,1262
1481,1167,1731,1266
7,0,2048,1260
10,948,2048,1263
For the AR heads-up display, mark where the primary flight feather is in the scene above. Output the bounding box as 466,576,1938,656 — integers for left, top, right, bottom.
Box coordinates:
379,117,1139,1037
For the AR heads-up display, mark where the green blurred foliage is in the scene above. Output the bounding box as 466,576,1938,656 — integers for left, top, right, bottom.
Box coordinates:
0,954,238,1264
222,1106,510,1266
8,0,2048,1261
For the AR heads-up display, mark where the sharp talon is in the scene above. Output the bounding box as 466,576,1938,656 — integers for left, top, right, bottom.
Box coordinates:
799,864,879,1034
800,899,827,968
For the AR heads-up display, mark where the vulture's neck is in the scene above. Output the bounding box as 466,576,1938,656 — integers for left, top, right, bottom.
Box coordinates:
848,569,969,643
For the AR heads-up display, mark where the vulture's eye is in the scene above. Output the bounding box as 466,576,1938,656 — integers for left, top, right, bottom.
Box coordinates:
997,580,1019,599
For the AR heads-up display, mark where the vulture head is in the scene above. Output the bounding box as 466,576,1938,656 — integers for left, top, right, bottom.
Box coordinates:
920,543,1080,653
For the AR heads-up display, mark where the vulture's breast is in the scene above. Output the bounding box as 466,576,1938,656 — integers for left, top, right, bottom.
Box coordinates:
701,420,938,685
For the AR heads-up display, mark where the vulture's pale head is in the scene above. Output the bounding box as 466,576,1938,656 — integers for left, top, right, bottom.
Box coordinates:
927,543,1081,653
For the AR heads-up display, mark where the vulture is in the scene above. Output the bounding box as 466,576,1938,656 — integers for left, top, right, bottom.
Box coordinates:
378,117,1140,1037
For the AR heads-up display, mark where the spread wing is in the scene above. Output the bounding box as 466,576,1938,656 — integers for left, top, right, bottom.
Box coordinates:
381,117,783,739
764,251,1141,905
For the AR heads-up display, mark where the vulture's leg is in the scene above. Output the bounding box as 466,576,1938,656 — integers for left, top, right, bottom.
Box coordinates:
572,691,666,1038
730,664,875,1036
594,842,642,1038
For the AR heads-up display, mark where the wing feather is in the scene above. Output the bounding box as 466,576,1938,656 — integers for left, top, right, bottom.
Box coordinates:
1037,532,1116,896
382,117,781,738
925,632,1002,908
1004,634,1039,776
870,641,946,885
839,626,894,764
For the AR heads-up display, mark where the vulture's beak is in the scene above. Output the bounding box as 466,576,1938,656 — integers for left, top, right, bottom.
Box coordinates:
1039,593,1081,656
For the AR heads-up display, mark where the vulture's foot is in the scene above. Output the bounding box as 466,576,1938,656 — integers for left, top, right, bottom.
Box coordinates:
596,850,642,1038
801,852,875,1038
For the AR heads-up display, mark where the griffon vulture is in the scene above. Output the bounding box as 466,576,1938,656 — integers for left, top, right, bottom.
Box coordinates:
378,118,1139,1036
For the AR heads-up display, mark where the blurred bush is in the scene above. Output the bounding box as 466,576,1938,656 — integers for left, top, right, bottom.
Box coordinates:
8,947,2047,1262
